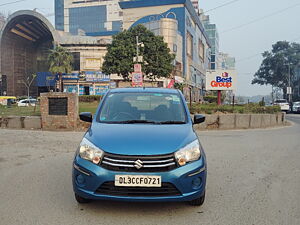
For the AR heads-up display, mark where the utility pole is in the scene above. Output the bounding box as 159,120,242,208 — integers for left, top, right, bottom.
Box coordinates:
132,36,144,87
284,63,292,103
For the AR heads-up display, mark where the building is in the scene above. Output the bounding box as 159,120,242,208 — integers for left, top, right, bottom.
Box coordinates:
55,0,123,36
200,12,219,70
119,0,211,101
0,15,5,31
218,52,236,70
294,67,300,101
0,10,111,97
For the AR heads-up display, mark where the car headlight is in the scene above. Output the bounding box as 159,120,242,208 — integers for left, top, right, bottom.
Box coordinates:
79,138,104,164
175,140,201,166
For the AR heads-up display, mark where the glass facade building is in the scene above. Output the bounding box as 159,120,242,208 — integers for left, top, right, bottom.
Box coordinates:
200,15,219,70
55,0,123,36
69,6,107,34
55,0,64,31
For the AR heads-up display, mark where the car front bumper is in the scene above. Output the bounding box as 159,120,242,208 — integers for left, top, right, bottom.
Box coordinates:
72,155,207,202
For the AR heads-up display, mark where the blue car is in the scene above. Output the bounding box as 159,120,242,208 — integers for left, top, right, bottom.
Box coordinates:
73,88,207,206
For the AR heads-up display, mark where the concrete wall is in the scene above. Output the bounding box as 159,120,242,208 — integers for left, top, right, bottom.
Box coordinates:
194,113,287,131
1,113,286,131
0,116,41,130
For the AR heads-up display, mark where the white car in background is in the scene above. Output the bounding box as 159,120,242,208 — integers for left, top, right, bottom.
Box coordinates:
292,102,300,113
274,99,290,112
17,99,37,107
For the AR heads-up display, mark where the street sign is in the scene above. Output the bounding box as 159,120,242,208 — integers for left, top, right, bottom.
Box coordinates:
287,87,292,95
134,64,142,72
206,70,237,91
132,72,143,87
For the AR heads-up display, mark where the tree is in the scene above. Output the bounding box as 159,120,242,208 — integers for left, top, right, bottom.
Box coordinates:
21,73,36,104
102,25,175,81
252,41,300,99
48,46,73,92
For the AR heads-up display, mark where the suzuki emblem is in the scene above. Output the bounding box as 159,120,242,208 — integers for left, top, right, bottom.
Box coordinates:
134,159,143,169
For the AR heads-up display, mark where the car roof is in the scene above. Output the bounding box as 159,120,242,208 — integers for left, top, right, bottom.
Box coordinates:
109,88,180,94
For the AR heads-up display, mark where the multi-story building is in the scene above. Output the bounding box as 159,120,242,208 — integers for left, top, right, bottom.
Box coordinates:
218,52,235,70
55,0,123,36
200,12,219,70
0,14,5,31
119,0,211,101
294,67,300,101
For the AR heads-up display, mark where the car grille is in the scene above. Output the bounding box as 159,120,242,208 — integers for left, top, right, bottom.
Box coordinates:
95,182,181,197
100,153,177,172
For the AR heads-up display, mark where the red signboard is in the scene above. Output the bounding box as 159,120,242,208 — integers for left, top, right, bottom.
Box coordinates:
132,72,143,87
134,64,142,72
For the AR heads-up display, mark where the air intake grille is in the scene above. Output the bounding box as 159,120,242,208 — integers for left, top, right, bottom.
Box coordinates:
96,182,181,197
100,153,177,172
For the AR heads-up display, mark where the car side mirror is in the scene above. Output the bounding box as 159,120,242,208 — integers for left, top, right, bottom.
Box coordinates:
193,114,205,125
80,112,93,123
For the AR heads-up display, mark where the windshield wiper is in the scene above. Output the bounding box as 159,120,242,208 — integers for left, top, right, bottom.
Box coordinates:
113,120,158,124
157,121,186,124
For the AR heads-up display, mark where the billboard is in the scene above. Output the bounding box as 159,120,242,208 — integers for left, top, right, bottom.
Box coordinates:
206,70,237,91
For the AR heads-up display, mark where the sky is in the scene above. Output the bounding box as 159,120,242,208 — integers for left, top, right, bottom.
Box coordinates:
1,0,300,96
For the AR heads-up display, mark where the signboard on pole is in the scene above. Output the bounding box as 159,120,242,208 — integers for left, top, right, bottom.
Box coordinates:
206,70,237,91
132,72,143,87
134,64,142,72
287,87,292,95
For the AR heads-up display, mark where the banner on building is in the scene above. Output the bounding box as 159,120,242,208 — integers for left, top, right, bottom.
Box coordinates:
206,70,237,91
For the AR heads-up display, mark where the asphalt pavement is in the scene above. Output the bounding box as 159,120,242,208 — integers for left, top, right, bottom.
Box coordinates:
0,115,299,225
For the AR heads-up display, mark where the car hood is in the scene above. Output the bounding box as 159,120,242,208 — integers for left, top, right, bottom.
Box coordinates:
85,123,197,155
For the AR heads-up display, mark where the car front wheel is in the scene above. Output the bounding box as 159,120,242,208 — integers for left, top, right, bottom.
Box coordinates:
75,193,91,204
189,191,205,206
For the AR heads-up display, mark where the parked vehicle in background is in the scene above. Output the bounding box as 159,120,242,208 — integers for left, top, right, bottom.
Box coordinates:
73,88,207,206
292,102,300,113
0,96,17,106
17,99,37,107
274,99,290,112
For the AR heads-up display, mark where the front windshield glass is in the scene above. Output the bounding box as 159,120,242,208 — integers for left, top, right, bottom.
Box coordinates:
275,99,288,103
98,92,187,124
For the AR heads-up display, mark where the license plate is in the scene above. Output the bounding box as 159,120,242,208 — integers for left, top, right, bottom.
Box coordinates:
115,175,162,187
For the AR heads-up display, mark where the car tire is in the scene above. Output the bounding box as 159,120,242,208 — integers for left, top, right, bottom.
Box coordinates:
75,193,91,204
189,191,205,206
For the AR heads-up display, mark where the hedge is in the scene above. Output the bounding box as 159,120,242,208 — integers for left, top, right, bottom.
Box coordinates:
79,95,103,102
189,103,281,114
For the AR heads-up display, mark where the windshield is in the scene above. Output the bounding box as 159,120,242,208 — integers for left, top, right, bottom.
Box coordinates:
275,99,288,104
98,92,187,124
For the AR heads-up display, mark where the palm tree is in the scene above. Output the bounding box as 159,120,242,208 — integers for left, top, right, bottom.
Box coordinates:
48,45,73,92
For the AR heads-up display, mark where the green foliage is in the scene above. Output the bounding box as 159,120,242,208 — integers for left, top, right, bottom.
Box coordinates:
48,46,73,74
252,41,300,91
189,103,281,114
102,24,175,81
174,83,184,92
79,95,103,103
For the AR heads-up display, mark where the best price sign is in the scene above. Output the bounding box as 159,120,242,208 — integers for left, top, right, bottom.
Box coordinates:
206,70,237,91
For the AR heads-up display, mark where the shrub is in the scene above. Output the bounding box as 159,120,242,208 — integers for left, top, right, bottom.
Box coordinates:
189,103,281,114
203,96,218,104
79,95,103,102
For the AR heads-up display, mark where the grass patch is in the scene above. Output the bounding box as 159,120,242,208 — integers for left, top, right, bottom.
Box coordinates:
79,102,99,114
1,101,100,117
0,105,41,116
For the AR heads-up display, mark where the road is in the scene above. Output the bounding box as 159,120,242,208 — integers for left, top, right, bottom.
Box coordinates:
0,115,299,225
